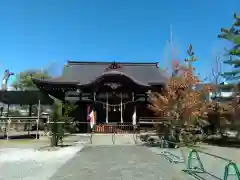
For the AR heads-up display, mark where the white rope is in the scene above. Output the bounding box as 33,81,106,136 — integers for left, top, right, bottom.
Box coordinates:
45,121,136,124
94,99,139,107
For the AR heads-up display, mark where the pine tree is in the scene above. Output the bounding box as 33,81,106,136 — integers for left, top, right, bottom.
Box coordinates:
218,13,240,81
184,44,197,68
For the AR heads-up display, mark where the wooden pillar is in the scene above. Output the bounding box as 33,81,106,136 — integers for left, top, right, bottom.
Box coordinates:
28,105,32,116
27,104,32,135
120,92,123,123
6,104,9,117
36,99,41,139
62,101,65,116
0,107,3,116
106,92,109,123
132,92,137,125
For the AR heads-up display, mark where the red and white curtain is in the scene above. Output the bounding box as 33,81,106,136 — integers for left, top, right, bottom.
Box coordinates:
87,105,96,129
132,107,136,126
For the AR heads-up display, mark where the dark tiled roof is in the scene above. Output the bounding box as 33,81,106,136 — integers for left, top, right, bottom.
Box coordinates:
33,61,168,86
0,90,53,105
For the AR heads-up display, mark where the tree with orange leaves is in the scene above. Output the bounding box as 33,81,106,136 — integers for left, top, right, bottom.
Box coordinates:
149,45,211,128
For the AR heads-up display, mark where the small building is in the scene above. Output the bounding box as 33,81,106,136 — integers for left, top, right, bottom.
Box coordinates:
0,90,53,135
210,82,236,102
32,61,167,132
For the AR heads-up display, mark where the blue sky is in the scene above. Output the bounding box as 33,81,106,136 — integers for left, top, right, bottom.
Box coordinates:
0,0,239,85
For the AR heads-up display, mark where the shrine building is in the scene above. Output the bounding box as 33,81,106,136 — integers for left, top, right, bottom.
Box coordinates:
32,61,167,132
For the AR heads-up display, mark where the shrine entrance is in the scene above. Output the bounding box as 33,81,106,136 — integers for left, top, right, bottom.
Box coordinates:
106,92,123,123
67,73,154,133
108,107,121,123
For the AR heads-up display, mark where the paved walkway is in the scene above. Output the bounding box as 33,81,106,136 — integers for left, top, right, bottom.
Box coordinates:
2,134,239,180
50,145,187,180
90,133,138,145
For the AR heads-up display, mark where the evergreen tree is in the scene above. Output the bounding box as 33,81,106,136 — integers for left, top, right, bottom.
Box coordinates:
218,13,240,81
184,44,197,68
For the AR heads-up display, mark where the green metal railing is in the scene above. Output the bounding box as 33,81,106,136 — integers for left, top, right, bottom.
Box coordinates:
183,149,240,180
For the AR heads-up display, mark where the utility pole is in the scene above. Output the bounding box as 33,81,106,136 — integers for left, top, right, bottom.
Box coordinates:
169,25,178,77
170,24,174,62
211,55,222,98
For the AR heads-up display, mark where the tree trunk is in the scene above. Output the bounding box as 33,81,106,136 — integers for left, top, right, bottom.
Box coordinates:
50,134,59,147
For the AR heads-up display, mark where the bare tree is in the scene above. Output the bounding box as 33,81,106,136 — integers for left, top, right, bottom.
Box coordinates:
210,55,222,98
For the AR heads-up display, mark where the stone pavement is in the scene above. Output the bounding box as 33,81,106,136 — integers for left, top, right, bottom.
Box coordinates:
90,133,138,145
50,145,188,180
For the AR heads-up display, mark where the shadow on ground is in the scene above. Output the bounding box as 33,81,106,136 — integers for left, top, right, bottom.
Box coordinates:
203,139,240,148
0,134,39,140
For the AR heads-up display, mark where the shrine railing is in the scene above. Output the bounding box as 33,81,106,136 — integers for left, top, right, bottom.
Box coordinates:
139,117,173,124
0,116,47,140
94,123,137,133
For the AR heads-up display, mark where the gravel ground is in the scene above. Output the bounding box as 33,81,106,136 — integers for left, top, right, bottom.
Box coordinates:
0,134,90,149
0,145,84,180
0,134,88,180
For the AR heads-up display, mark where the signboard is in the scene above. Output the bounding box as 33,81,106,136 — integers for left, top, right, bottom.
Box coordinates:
97,93,129,99
65,91,80,96
65,96,80,101
104,83,122,89
65,91,80,101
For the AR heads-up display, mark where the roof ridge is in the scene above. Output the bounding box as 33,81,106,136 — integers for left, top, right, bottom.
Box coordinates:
68,60,159,66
